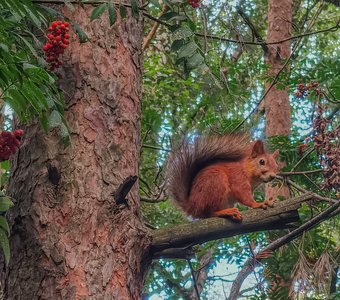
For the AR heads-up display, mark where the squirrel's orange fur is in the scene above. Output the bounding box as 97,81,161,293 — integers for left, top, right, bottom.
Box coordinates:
166,134,282,221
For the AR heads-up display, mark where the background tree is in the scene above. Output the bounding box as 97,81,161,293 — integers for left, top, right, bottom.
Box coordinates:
0,0,338,299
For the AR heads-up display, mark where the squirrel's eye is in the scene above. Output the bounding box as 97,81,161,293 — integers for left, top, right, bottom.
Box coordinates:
259,159,266,165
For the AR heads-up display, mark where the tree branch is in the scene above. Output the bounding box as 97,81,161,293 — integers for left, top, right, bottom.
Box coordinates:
280,169,323,176
151,193,314,254
143,5,167,51
237,7,268,53
232,6,332,131
34,1,338,47
228,200,340,300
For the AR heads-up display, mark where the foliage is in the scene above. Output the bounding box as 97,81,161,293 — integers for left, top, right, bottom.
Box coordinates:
0,0,68,138
0,0,79,265
141,0,339,299
0,0,338,297
0,161,13,265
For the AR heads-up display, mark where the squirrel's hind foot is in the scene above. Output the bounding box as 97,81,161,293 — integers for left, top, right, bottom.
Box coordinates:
212,208,242,222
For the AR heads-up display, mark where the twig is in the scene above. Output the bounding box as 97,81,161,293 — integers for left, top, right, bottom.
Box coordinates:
140,196,167,203
143,5,167,51
278,176,338,203
237,7,268,53
153,263,192,298
280,169,323,175
290,147,315,171
193,22,338,46
188,259,201,300
200,7,208,54
144,221,157,230
232,3,327,132
142,144,171,152
33,0,134,8
228,200,340,300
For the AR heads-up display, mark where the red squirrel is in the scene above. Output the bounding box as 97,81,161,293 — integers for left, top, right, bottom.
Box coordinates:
166,133,282,221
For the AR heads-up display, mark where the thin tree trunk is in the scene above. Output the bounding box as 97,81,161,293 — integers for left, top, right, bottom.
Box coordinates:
264,0,292,296
2,4,151,299
264,0,292,200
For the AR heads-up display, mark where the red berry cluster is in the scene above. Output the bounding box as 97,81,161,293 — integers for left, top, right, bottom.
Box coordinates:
293,80,322,99
43,21,71,71
0,130,24,161
188,0,201,8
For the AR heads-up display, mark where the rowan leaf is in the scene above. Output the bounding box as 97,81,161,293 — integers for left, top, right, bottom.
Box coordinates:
0,216,9,235
178,42,198,59
108,1,117,26
91,3,107,21
0,228,10,265
131,0,139,18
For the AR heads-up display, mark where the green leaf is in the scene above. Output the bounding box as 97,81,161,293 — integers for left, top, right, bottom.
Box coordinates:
186,53,204,69
0,196,14,212
131,0,139,18
0,161,10,173
23,63,38,70
108,1,117,26
60,123,70,140
64,0,75,11
23,3,42,28
120,5,127,19
72,22,88,43
172,26,193,40
178,42,198,59
160,12,187,22
40,113,49,132
149,0,161,8
0,216,9,235
0,228,10,265
159,12,178,21
91,3,107,21
171,39,186,51
48,110,62,128
0,43,9,53
15,34,39,59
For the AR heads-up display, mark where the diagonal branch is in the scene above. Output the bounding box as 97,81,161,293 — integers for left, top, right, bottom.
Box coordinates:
232,4,327,131
143,5,167,51
151,193,314,255
237,7,268,53
228,200,340,300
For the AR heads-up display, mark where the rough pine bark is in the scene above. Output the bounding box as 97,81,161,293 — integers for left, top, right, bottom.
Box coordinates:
264,0,292,200
1,4,151,299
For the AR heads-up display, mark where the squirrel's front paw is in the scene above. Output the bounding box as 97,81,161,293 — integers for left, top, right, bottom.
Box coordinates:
252,202,268,210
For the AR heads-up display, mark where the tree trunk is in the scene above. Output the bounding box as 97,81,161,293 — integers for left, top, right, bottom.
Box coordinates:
265,0,292,200
2,4,151,299
264,0,292,296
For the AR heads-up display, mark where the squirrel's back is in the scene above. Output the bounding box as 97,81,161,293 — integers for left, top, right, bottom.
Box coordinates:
166,133,250,215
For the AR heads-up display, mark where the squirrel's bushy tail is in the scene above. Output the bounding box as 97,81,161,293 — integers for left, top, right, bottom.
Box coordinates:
166,133,250,212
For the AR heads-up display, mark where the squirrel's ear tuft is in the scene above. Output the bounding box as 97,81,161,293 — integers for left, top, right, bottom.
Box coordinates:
272,149,280,159
251,140,265,158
